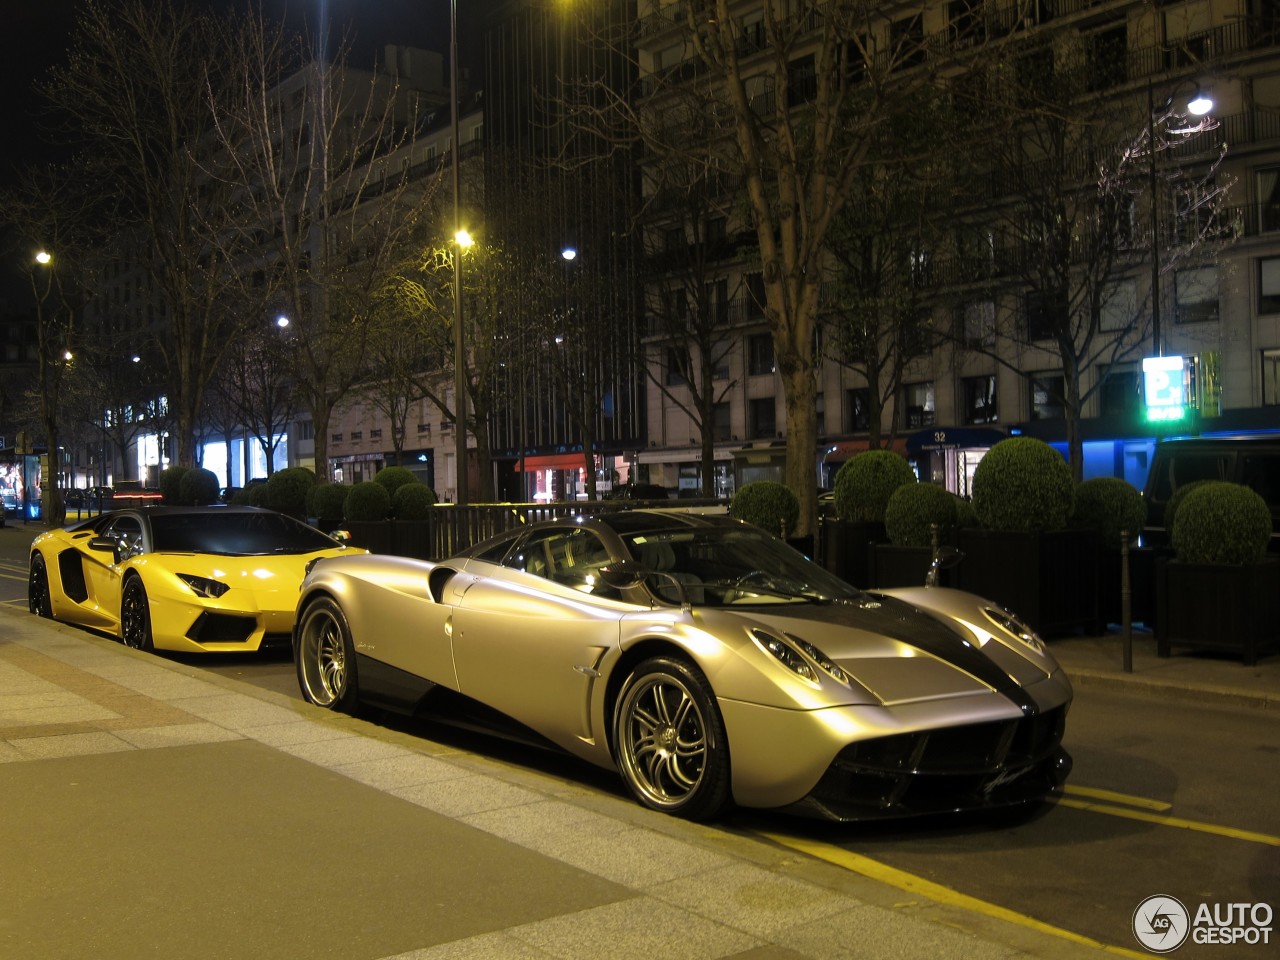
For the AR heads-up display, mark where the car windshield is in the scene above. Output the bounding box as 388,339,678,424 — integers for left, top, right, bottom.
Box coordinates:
148,512,339,556
621,526,864,606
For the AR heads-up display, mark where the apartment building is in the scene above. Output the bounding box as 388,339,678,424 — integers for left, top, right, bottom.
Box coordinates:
631,0,1280,497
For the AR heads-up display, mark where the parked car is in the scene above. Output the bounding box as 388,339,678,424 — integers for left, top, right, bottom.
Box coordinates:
1142,436,1280,545
29,505,365,654
293,510,1072,822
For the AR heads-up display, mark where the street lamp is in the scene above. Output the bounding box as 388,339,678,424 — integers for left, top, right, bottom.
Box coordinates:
1148,80,1213,358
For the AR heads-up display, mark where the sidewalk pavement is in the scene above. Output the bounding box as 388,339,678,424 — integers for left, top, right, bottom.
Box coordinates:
2,601,1275,960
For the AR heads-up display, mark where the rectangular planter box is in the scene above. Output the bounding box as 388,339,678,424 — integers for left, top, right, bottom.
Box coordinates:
1096,546,1160,630
1155,556,1280,665
955,528,1099,636
820,520,886,590
868,544,956,589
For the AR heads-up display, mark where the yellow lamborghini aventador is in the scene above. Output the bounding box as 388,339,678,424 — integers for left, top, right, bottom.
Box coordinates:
29,505,363,654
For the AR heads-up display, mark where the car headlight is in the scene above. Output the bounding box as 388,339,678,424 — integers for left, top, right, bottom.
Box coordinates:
981,606,1045,653
178,574,231,599
750,629,848,685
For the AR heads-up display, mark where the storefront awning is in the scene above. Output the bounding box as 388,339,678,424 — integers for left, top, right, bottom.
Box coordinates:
906,427,1005,455
821,438,908,462
514,453,590,472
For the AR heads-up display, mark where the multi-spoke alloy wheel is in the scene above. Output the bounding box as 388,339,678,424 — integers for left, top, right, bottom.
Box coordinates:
613,656,729,821
295,597,359,712
120,577,154,651
28,555,52,618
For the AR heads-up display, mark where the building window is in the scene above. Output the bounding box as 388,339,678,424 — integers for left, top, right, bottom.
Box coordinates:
1258,166,1280,233
1024,289,1065,341
1175,266,1219,324
1263,349,1280,406
747,333,774,376
1099,362,1140,416
369,428,382,440
298,420,314,441
787,54,817,105
666,348,687,386
748,397,776,438
1029,372,1065,420
846,388,870,432
889,13,925,70
712,402,731,442
960,300,995,347
1259,258,1280,314
902,381,935,429
745,272,765,319
1084,24,1127,92
350,431,362,441
962,375,998,424
331,433,343,443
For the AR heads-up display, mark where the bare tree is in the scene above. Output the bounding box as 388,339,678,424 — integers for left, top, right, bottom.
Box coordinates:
579,2,998,534
210,313,297,477
207,21,447,485
40,0,266,469
957,50,1228,477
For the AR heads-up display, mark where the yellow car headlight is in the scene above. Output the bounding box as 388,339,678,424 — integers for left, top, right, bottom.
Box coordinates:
178,574,231,599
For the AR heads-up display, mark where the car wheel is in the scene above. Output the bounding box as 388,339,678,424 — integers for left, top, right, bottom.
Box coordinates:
120,577,154,652
295,597,359,713
612,656,730,821
28,555,52,618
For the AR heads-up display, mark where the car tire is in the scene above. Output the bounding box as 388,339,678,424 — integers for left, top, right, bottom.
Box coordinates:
295,596,360,713
28,554,52,619
120,576,154,652
612,655,730,821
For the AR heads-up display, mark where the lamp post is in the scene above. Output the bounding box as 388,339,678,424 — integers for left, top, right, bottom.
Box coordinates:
450,0,469,506
1147,80,1213,358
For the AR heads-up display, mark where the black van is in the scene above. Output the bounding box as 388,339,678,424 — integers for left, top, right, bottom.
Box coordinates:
1142,436,1280,544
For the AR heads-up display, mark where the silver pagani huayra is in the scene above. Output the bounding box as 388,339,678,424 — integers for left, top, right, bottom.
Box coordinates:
293,511,1072,821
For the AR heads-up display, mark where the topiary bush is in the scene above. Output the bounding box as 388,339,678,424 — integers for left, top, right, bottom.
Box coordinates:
159,466,191,504
266,467,317,518
833,450,916,522
1171,482,1272,565
393,482,439,520
1163,478,1212,535
344,480,391,521
179,468,221,506
884,483,958,548
1072,477,1147,548
244,483,270,507
307,482,349,522
971,437,1075,532
953,495,978,531
374,465,418,499
729,481,800,537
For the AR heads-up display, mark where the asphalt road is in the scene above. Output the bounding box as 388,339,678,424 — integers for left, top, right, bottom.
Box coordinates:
2,521,1276,958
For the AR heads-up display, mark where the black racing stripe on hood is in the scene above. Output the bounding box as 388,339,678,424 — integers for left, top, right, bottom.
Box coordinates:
761,597,1039,714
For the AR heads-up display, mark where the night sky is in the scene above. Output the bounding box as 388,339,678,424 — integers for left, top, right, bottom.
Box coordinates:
0,0,484,309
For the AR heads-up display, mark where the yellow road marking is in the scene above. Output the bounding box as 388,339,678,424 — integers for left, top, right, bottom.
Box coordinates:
1056,796,1280,846
1063,784,1172,811
760,831,1149,958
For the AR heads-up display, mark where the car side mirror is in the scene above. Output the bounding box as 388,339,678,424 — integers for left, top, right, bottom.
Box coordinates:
598,561,646,589
87,536,116,553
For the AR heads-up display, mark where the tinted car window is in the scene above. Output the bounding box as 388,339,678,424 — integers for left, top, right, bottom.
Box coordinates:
148,512,339,555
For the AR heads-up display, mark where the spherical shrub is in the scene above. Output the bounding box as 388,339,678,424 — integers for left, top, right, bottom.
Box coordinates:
374,465,419,499
393,482,439,520
884,483,957,548
1164,479,1212,535
1072,477,1147,548
158,466,191,504
344,480,391,521
245,483,270,507
729,481,800,537
307,482,349,522
266,467,317,518
179,467,221,506
1171,482,1272,565
952,495,978,531
833,450,916,522
971,437,1074,532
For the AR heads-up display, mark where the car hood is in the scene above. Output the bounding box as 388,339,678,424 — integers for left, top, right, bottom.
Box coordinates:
718,594,1052,709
